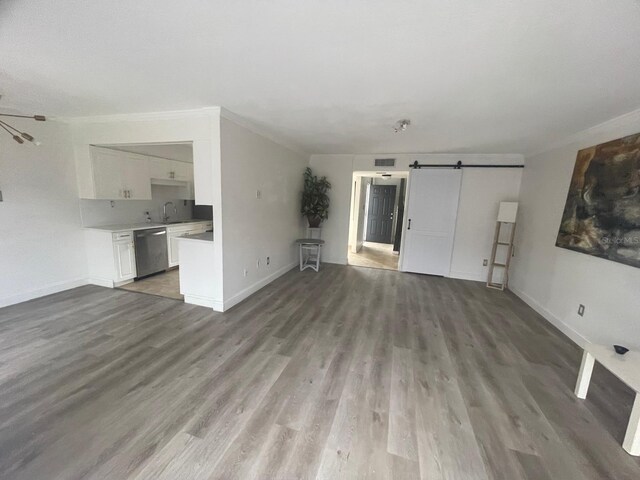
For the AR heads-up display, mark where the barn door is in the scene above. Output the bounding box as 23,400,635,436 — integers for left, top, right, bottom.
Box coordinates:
401,169,461,276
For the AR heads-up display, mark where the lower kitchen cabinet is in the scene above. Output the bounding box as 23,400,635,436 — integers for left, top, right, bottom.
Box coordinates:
167,222,212,267
113,232,137,282
85,221,212,287
85,229,137,287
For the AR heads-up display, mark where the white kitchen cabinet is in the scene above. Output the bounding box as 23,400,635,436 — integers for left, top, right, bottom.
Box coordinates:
82,146,194,200
167,221,212,267
89,147,151,200
85,229,137,287
113,232,137,281
121,154,152,200
167,227,184,268
173,161,192,181
149,157,192,182
149,157,173,180
91,148,127,199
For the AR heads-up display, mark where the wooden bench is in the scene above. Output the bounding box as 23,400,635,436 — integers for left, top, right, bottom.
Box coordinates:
575,343,640,456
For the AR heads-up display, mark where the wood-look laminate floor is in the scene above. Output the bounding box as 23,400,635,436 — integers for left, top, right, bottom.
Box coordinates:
0,264,638,479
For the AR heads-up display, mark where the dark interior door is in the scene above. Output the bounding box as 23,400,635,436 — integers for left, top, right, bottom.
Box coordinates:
366,185,397,243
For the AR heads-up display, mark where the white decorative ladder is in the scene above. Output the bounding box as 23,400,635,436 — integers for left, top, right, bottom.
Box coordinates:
486,202,518,291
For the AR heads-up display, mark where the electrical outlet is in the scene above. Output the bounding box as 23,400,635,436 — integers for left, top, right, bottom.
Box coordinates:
266,256,270,266
578,304,585,317
257,259,261,269
256,189,262,199
243,269,248,277
483,259,488,266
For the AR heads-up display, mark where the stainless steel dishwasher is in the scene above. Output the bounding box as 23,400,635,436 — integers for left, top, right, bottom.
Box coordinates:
134,227,169,278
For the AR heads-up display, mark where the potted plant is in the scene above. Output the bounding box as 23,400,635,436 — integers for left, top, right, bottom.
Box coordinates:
301,167,331,228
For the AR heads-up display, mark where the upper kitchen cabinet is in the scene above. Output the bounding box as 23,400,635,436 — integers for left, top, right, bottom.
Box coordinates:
78,145,195,200
90,147,152,200
149,157,193,182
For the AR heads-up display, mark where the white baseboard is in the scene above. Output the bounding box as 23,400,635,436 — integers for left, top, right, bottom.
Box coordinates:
222,261,297,311
0,277,89,309
184,294,223,311
88,277,115,288
448,270,485,282
323,257,348,266
509,285,588,348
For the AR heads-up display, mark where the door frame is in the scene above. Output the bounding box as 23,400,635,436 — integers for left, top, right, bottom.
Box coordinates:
347,171,410,261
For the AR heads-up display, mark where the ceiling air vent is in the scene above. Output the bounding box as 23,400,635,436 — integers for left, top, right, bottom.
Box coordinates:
375,158,395,167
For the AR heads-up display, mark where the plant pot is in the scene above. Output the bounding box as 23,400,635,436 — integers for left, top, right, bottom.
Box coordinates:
307,216,322,228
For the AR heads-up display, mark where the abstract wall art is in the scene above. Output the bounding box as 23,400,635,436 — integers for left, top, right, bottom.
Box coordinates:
556,132,640,268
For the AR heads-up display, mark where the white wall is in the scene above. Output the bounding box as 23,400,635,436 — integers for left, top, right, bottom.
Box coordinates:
310,153,523,280
0,119,87,307
348,176,369,253
450,168,522,281
510,109,640,350
356,178,369,250
219,115,308,309
308,155,355,264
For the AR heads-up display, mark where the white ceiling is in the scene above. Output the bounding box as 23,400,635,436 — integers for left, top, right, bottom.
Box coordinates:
1,0,640,155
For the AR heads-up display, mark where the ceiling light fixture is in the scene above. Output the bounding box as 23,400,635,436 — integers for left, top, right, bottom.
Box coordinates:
0,112,46,145
393,119,411,133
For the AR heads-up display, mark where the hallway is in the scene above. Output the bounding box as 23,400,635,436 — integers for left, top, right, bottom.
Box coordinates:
348,241,399,270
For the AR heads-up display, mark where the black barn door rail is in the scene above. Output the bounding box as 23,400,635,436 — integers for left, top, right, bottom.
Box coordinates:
409,160,524,169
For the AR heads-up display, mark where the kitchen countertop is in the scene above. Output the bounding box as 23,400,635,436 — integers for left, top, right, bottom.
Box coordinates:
177,231,214,242
84,220,211,233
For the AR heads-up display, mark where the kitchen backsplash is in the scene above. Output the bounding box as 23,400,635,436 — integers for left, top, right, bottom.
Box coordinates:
80,199,196,226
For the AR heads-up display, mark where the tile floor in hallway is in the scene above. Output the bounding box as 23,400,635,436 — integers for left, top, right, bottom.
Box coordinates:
348,241,399,270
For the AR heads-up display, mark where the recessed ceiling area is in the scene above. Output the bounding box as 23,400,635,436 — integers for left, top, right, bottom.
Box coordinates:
1,0,639,154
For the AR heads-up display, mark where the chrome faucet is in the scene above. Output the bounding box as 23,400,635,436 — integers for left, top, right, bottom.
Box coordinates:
162,201,177,223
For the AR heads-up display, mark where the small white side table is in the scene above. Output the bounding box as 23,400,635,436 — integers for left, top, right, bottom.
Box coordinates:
574,343,640,456
296,238,324,272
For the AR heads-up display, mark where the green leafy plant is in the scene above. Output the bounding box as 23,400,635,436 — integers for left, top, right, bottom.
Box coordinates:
301,167,331,228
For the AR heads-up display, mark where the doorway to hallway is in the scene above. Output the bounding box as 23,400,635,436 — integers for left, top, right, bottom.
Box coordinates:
347,172,407,271
348,241,399,270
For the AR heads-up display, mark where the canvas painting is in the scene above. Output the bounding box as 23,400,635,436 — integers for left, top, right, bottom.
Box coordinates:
556,132,640,268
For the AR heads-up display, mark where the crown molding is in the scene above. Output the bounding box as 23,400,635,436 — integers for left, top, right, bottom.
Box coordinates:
527,106,640,158
61,106,221,124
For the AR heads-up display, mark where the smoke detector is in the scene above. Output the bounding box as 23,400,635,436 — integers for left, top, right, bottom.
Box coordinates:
393,119,411,133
